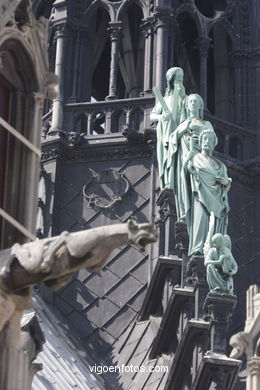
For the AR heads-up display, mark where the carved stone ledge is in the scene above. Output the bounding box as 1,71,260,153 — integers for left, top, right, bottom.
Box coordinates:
204,294,237,355
41,140,152,163
190,355,241,390
139,256,182,321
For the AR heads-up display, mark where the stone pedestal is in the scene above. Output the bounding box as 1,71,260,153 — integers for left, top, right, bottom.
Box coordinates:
186,255,208,320
156,188,177,257
174,220,189,287
204,294,237,355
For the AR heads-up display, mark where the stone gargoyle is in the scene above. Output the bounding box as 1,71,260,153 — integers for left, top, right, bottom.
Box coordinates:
0,219,157,293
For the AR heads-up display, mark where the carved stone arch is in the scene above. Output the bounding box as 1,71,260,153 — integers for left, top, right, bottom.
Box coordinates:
117,0,148,21
214,128,224,153
32,0,55,18
174,7,201,93
193,0,235,20
0,34,39,92
209,16,239,50
175,4,203,37
207,18,235,121
84,0,114,25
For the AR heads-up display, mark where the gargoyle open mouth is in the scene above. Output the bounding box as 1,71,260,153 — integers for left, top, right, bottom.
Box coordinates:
128,221,158,251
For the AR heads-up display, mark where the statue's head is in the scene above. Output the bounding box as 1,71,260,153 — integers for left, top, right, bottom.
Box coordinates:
185,94,204,119
224,234,231,249
165,67,184,94
199,129,218,153
212,233,225,249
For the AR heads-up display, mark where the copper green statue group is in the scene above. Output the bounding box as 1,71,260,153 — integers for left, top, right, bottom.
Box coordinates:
151,67,237,295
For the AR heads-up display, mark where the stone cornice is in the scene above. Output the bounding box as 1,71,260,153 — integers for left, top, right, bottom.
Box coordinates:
41,135,152,163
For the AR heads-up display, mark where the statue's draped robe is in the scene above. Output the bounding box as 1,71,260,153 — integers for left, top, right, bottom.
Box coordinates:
186,153,230,255
167,120,215,221
151,93,184,188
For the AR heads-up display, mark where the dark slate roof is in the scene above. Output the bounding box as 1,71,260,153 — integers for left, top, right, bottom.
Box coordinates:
44,155,154,365
110,316,172,390
32,295,106,390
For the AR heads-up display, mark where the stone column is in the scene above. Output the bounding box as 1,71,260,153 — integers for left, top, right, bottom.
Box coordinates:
154,10,172,91
141,17,154,95
248,357,260,390
197,37,211,108
230,50,243,126
106,22,122,100
50,25,66,134
69,29,80,103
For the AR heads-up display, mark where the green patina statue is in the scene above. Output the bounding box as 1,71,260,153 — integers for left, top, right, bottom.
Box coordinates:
204,232,238,294
185,130,231,255
152,68,237,293
167,94,216,222
150,67,186,189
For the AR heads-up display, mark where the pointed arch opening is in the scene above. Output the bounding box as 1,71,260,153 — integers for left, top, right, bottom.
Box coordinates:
175,12,200,94
87,7,111,101
0,39,40,247
118,3,145,99
207,23,234,121
195,0,227,17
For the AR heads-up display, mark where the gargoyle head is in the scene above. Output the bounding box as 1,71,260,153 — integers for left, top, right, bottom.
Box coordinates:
127,219,157,251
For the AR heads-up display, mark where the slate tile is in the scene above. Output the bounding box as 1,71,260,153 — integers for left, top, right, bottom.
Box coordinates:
53,295,74,316
76,268,92,283
130,200,150,223
59,280,97,311
84,297,120,328
107,275,143,307
59,179,80,208
82,200,99,223
113,319,137,356
129,258,148,284
116,321,149,366
128,322,155,367
67,310,96,337
127,287,147,313
108,246,145,279
113,188,147,221
83,269,120,298
62,194,86,225
59,211,79,232
133,174,150,200
130,360,157,390
85,328,115,360
104,306,137,339
122,159,150,184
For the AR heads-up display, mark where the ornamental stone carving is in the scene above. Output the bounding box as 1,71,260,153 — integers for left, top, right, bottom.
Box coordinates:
83,168,130,210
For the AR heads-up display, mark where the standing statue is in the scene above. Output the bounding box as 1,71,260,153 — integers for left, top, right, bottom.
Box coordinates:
204,232,238,294
167,93,216,221
185,129,231,255
150,67,186,189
